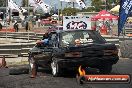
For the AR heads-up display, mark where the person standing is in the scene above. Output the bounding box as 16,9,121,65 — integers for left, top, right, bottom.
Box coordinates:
13,20,19,32
42,32,49,40
25,21,28,32
0,23,2,30
38,19,41,27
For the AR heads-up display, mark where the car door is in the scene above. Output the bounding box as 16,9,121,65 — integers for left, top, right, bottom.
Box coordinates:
49,32,59,47
38,32,58,62
49,32,65,58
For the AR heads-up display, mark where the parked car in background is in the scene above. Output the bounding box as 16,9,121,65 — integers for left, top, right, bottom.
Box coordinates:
12,16,22,23
28,29,119,77
21,16,35,27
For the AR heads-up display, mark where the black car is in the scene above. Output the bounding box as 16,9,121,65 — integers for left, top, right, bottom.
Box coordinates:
28,29,119,76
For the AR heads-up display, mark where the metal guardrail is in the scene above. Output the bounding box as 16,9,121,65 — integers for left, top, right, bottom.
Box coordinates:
125,28,132,35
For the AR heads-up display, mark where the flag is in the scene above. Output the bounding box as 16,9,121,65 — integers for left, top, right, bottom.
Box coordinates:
76,0,86,8
36,0,50,13
11,0,20,11
29,0,39,13
60,0,74,2
7,0,27,20
29,0,50,13
29,0,36,6
8,0,16,10
8,0,27,13
118,0,132,35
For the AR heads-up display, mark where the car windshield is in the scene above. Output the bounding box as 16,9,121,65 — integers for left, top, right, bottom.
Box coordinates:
61,30,106,46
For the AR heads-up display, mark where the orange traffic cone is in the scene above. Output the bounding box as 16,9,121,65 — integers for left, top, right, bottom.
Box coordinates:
30,63,37,78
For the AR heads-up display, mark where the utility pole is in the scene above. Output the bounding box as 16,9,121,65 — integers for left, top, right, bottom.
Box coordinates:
61,1,62,16
22,0,28,7
50,0,52,14
6,0,8,40
105,0,107,11
28,0,29,42
58,0,60,26
73,2,74,8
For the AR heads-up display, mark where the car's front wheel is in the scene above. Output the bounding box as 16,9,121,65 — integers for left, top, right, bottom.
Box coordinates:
51,58,61,77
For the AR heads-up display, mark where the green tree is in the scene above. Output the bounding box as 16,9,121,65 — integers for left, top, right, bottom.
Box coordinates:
105,0,120,10
91,0,120,12
0,0,6,7
91,0,103,12
81,6,95,12
22,0,28,7
62,7,80,16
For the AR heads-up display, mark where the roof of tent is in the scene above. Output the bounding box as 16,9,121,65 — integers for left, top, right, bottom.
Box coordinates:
110,5,120,13
91,10,118,21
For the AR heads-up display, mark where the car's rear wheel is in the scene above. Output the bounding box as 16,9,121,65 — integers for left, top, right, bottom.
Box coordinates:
51,58,61,77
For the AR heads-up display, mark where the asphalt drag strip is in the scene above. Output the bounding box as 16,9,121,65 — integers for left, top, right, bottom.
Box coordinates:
0,59,132,88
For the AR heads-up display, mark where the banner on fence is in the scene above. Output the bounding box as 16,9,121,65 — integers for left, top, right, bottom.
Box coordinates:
63,16,91,30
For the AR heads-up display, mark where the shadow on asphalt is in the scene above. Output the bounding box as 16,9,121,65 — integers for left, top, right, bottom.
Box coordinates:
37,67,102,78
37,68,77,78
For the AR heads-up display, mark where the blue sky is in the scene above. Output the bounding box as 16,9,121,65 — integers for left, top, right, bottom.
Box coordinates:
14,0,92,9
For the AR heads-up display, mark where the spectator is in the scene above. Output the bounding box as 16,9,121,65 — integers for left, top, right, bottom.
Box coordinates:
97,21,103,33
42,32,49,40
0,23,2,30
42,39,49,46
25,21,28,32
13,20,19,32
98,21,103,28
38,19,41,27
42,32,50,46
105,21,111,34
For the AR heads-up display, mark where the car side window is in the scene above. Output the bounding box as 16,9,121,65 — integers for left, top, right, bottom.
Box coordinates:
50,33,58,47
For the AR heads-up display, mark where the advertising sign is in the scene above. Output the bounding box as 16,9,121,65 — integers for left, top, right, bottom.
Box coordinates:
63,16,91,30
